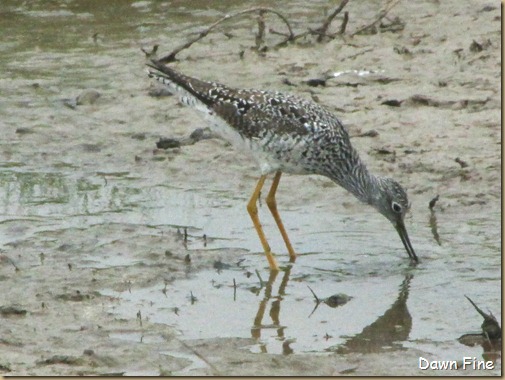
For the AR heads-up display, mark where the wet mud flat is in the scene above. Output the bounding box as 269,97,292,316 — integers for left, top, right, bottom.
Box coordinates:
0,0,501,376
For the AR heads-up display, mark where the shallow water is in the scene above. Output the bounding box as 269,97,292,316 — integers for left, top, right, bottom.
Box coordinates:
0,0,501,376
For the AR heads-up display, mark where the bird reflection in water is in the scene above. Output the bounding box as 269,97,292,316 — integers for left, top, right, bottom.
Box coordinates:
331,273,413,354
249,269,413,356
250,266,293,355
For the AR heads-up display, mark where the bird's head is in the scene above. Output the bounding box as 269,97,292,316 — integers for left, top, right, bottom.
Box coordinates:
373,178,418,263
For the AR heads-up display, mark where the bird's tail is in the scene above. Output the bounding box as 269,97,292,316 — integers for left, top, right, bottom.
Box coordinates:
146,60,215,114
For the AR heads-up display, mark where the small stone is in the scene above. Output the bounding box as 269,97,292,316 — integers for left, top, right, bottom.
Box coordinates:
156,138,180,149
0,305,27,317
76,89,101,105
15,127,34,134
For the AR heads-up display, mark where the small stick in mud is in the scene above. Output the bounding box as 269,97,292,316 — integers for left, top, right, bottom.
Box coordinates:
1,254,20,271
465,295,501,341
429,195,441,244
340,11,349,34
455,157,469,168
255,10,266,49
190,291,198,305
429,208,442,246
429,194,440,209
307,285,321,303
316,0,350,42
236,258,246,267
141,44,159,59
137,310,142,326
233,278,237,301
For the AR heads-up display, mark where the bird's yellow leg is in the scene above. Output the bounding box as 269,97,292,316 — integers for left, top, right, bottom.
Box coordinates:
247,175,279,271
265,171,296,262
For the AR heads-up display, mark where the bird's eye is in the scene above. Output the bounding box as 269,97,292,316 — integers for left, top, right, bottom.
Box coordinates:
391,201,402,213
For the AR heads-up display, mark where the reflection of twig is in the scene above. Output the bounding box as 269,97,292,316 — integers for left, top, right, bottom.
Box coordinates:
158,7,294,63
316,0,349,42
190,291,197,304
255,269,265,288
351,0,401,36
307,285,322,317
428,195,441,245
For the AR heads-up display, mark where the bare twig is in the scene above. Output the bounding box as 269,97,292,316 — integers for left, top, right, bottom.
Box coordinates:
269,28,290,38
351,0,402,36
176,339,221,375
340,11,349,34
158,7,294,63
256,10,266,49
233,278,237,301
316,0,350,42
140,44,158,59
290,30,312,41
343,47,374,60
428,195,440,209
307,285,321,303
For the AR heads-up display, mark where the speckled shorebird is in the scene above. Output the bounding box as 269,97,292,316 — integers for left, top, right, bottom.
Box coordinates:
147,60,418,270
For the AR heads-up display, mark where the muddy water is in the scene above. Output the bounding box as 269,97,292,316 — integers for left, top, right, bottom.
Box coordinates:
0,0,501,376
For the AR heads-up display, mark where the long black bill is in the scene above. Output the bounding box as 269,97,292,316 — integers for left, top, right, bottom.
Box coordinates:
395,220,418,263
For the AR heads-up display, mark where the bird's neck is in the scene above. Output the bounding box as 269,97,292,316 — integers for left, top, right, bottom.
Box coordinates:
326,153,381,206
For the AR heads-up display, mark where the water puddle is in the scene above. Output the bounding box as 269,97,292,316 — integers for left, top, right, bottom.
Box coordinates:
98,201,499,361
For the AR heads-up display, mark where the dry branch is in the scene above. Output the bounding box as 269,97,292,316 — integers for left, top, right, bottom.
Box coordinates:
351,0,401,36
340,11,349,34
316,0,350,42
158,7,294,63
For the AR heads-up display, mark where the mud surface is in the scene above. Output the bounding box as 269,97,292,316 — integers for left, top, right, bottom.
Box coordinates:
0,0,501,376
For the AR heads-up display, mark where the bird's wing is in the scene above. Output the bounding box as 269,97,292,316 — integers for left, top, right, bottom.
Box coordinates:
147,60,348,142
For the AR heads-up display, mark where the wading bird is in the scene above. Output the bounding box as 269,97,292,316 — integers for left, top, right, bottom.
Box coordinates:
147,60,418,270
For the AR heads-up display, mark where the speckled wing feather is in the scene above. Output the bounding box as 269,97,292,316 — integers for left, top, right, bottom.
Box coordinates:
147,60,349,142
